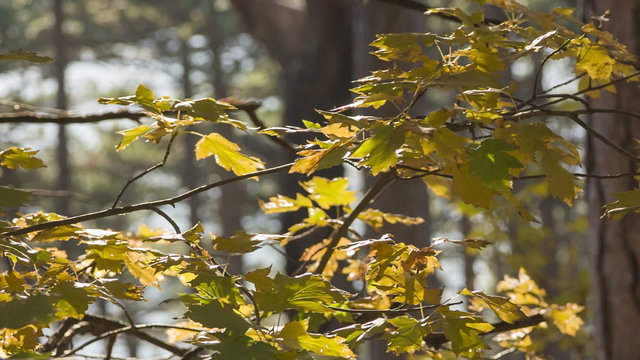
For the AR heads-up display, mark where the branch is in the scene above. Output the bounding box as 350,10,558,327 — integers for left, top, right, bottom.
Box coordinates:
397,164,640,181
59,314,204,357
0,110,145,124
327,301,463,314
316,171,396,274
423,314,545,349
1,163,293,237
567,113,640,163
223,98,298,154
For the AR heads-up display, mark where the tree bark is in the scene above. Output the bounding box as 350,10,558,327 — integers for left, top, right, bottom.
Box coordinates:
587,2,640,359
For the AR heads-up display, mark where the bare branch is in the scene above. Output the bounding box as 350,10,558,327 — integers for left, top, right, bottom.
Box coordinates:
59,314,205,357
1,163,293,237
0,110,145,124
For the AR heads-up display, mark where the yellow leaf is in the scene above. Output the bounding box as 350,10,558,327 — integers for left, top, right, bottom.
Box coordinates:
548,303,584,336
195,132,264,177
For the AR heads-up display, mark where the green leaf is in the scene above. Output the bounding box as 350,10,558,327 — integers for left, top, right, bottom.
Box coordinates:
186,299,251,333
186,300,250,334
212,231,262,254
0,295,55,329
351,123,405,175
251,273,347,313
190,273,242,305
205,334,277,360
440,309,493,355
0,147,46,170
468,139,523,189
384,316,430,354
115,125,151,151
0,50,52,63
0,187,31,208
195,132,265,176
280,319,355,358
52,282,93,319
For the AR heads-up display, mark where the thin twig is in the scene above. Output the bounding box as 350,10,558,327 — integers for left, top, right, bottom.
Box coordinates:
149,207,181,233
533,38,573,97
326,301,462,314
223,97,297,153
2,163,293,237
540,72,586,95
316,171,396,274
112,131,179,208
60,321,204,357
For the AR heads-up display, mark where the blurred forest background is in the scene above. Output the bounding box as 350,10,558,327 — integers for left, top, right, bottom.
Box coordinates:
0,0,590,358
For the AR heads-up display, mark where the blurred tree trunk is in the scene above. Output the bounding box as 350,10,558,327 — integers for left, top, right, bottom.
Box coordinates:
207,25,246,275
353,3,430,359
587,1,640,359
53,0,71,215
231,0,351,274
180,38,200,226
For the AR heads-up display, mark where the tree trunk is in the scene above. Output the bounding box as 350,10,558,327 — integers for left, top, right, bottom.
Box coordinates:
53,0,71,215
587,2,640,359
180,38,201,226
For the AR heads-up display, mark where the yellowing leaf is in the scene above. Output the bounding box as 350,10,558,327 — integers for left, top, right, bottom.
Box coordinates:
125,252,159,287
460,289,526,324
280,319,355,358
290,145,348,175
452,164,496,208
0,49,52,63
540,152,580,205
576,43,615,81
0,147,46,170
358,208,424,231
300,177,356,209
212,231,262,254
115,125,150,151
195,132,264,176
548,303,584,336
603,189,640,220
496,268,547,307
259,194,312,214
